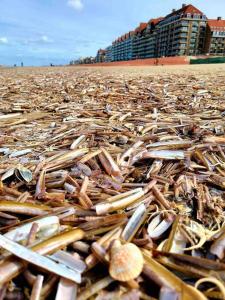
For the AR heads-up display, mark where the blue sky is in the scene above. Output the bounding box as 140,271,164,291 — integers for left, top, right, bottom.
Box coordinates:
0,0,224,66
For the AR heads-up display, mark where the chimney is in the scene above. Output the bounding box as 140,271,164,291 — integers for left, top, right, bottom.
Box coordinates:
182,4,186,8
217,17,222,20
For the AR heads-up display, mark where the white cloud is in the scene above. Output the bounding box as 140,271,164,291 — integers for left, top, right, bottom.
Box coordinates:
0,37,8,44
23,35,53,45
40,35,53,43
67,0,83,11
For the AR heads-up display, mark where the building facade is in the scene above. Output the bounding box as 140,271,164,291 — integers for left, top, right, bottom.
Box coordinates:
205,18,225,55
155,4,207,57
105,46,113,62
95,4,225,63
111,31,134,61
96,49,106,63
132,23,148,59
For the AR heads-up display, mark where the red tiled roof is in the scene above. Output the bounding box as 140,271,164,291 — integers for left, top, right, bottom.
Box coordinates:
166,4,204,18
134,27,139,34
135,23,147,34
148,17,164,25
184,4,203,14
97,49,106,55
139,22,148,32
208,19,225,31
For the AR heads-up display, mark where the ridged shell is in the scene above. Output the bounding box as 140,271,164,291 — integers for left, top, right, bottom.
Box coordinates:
109,240,143,281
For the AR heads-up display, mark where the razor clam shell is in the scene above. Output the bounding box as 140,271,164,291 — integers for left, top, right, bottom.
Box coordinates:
49,250,86,273
9,149,32,158
0,234,81,283
55,278,77,300
121,203,146,241
147,215,174,240
143,150,185,160
4,216,60,242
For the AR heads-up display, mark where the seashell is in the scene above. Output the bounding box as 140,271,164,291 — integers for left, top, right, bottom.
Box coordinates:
16,166,33,183
64,182,76,194
116,135,128,145
1,168,15,181
147,213,174,240
109,240,143,281
121,203,147,242
9,149,32,158
50,122,56,128
0,148,10,155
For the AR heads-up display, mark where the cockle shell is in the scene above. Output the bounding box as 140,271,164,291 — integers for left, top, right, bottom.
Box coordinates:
109,240,144,281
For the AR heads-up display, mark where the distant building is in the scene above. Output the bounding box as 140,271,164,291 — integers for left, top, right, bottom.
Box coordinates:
93,3,224,64
96,49,106,62
205,17,225,55
143,18,164,58
105,46,113,62
132,23,148,59
132,18,163,59
111,31,135,61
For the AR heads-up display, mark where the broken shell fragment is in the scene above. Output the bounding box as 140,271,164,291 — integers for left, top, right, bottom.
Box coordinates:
109,240,144,281
147,213,175,240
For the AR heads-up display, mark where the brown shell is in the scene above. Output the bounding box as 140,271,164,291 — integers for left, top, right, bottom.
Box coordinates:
109,240,144,281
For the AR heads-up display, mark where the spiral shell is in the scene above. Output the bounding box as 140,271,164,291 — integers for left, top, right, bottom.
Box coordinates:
109,240,143,281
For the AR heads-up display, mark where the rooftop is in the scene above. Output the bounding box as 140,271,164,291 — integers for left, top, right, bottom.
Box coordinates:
208,18,225,31
97,49,106,55
165,4,204,19
135,22,148,34
148,17,164,25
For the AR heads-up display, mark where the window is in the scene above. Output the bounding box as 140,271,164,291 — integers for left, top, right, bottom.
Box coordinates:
181,21,189,26
181,27,189,32
193,14,200,19
192,21,199,26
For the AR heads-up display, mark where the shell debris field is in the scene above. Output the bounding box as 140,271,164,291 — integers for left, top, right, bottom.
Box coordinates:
0,65,224,299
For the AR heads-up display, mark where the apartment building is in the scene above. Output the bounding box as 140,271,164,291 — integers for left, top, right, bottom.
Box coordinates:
205,18,225,55
156,4,207,57
95,4,224,62
111,31,134,61
105,46,113,62
144,18,164,58
132,23,148,59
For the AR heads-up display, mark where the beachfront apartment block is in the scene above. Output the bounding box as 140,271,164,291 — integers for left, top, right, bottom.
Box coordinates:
95,4,225,62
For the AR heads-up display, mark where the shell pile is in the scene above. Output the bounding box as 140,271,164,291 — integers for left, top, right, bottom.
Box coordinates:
0,65,224,299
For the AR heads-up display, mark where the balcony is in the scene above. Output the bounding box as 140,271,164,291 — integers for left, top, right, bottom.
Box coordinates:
180,27,189,32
